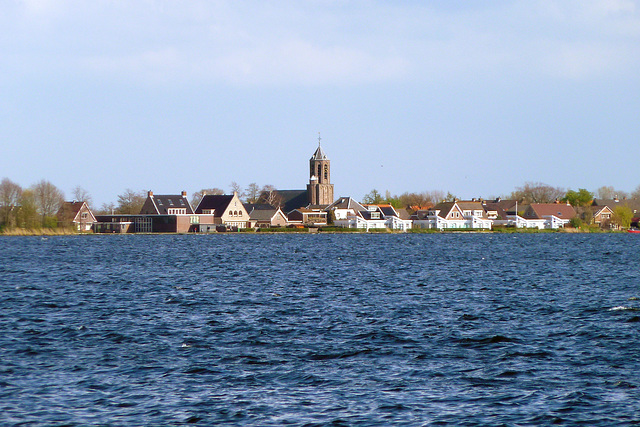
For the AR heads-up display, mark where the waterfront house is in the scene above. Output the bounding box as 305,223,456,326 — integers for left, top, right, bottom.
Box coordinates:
325,197,367,221
592,205,615,229
413,200,492,230
246,205,289,228
522,203,576,229
333,204,412,231
57,201,96,231
195,192,250,230
592,198,640,228
287,208,328,226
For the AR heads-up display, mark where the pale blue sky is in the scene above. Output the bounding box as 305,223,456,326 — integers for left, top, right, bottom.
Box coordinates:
1,0,639,206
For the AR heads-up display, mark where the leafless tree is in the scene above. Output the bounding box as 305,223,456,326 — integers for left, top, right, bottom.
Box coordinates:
95,202,116,215
244,182,261,203
116,189,146,214
71,186,93,207
261,185,283,208
191,188,224,207
32,179,64,224
510,182,565,204
230,181,244,198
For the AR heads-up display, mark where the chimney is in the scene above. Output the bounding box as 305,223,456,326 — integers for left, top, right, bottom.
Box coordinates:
148,191,153,197
181,190,187,197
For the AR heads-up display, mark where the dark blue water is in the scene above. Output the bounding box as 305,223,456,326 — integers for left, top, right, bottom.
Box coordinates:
1,233,640,426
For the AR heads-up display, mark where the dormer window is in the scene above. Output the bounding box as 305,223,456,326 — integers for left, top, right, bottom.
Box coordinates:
168,199,174,205
157,199,163,205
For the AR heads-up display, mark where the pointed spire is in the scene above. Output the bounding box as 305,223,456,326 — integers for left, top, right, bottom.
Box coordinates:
311,132,328,160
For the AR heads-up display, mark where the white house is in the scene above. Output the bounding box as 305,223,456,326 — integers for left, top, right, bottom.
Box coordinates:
413,201,492,230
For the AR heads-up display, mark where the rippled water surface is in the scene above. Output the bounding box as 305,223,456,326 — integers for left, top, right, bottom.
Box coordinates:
1,233,640,425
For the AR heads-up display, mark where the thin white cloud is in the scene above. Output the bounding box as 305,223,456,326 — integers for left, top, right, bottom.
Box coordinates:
3,0,640,85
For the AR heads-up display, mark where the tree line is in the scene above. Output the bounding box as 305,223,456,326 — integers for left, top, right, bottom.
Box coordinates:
1,177,639,231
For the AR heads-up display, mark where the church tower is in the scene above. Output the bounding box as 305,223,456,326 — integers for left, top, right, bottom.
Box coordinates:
307,134,334,206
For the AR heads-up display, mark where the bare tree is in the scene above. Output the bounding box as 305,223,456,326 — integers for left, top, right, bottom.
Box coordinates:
510,182,565,204
0,178,22,227
116,189,146,214
191,188,224,207
397,190,446,209
71,186,93,207
32,179,64,225
596,186,616,199
245,182,261,203
230,181,244,198
95,202,116,215
261,185,283,208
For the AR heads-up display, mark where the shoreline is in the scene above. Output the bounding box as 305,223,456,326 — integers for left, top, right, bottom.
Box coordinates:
0,228,626,236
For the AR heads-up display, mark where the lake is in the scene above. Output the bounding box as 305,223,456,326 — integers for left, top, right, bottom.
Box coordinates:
1,233,639,425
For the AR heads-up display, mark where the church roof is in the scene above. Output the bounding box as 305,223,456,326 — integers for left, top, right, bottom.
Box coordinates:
310,144,328,160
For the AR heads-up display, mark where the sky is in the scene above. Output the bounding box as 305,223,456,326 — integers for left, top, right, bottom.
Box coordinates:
1,0,640,207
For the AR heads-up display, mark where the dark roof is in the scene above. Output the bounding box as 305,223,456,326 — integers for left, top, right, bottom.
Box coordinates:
325,197,366,212
140,194,194,215
379,205,398,217
195,195,234,217
244,203,274,212
275,190,310,212
249,208,281,221
359,210,384,221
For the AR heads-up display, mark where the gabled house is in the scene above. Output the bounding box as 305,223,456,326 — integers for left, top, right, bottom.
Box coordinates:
140,191,194,215
246,205,289,228
325,197,366,221
481,199,537,228
592,205,615,229
57,201,96,231
522,203,576,229
413,200,492,230
195,192,249,229
592,198,640,228
334,204,412,231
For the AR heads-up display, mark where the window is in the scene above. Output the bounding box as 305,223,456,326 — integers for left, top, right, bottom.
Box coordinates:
157,199,163,205
168,199,174,205
190,216,200,224
81,213,88,219
324,164,328,180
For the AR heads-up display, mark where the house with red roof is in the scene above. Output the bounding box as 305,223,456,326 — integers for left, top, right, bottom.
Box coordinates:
57,201,96,231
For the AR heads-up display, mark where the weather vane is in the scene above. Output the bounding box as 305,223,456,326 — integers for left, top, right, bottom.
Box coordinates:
318,132,322,146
